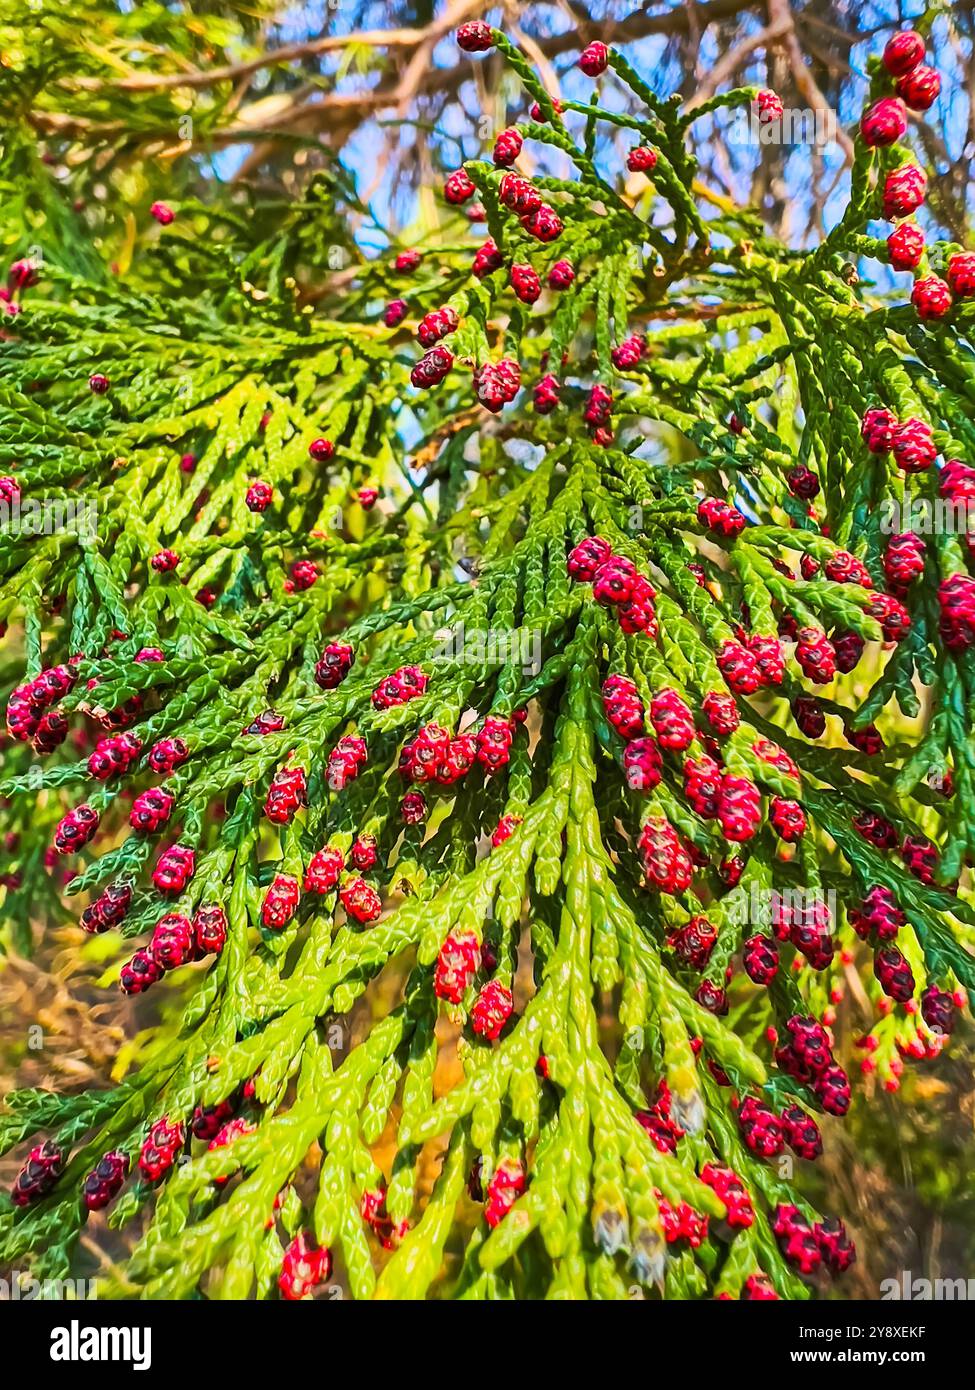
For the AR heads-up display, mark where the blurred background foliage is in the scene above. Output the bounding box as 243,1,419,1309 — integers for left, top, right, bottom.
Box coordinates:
1,0,974,1298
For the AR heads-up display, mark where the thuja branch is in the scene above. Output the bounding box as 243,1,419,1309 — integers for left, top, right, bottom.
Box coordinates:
0,21,971,1303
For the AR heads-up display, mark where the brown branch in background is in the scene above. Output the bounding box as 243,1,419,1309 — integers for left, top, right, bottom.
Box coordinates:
54,0,758,102
61,0,489,93
915,123,969,246
764,0,853,164
29,0,763,155
681,0,705,97
684,15,792,110
507,15,562,103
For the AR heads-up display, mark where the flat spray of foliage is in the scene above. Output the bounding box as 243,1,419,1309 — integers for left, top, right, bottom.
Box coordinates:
0,17,973,1300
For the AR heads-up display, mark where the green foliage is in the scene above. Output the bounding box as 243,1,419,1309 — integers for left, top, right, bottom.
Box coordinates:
0,19,972,1301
